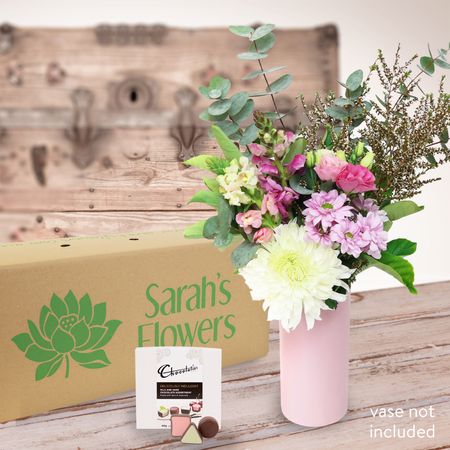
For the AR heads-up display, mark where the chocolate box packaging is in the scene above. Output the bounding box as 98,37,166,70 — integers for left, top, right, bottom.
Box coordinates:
0,231,268,422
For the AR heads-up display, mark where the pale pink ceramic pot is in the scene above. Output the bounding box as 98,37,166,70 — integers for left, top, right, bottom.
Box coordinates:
279,298,350,427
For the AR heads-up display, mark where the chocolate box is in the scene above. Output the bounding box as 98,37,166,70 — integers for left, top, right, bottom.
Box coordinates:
0,231,268,422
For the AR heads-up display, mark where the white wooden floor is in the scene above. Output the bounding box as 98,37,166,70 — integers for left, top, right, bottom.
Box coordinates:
1,282,449,450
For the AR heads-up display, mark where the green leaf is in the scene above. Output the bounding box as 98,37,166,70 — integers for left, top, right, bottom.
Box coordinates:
345,85,363,99
50,294,67,318
240,124,259,145
188,190,221,208
214,198,233,248
211,124,242,161
184,220,206,239
208,88,222,99
79,294,93,325
383,200,424,221
208,99,232,116
384,220,393,231
251,24,275,41
199,86,210,98
51,327,75,353
93,320,121,349
386,239,417,257
229,25,254,38
204,177,220,193
365,253,416,294
184,154,213,170
242,65,286,80
334,97,354,107
231,240,259,269
435,58,450,69
25,344,58,362
231,99,254,122
206,156,229,175
283,138,307,164
199,107,228,123
28,320,52,350
215,120,240,137
346,69,363,91
289,173,314,195
12,332,33,352
71,349,111,367
325,299,338,309
71,319,90,348
210,76,231,97
229,92,249,116
249,32,275,53
203,216,219,239
91,302,107,326
266,74,292,93
64,290,79,315
420,56,435,75
238,51,268,60
261,111,288,120
35,355,63,381
325,106,349,120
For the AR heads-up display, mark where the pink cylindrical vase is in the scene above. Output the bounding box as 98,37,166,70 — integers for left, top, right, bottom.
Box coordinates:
279,298,350,427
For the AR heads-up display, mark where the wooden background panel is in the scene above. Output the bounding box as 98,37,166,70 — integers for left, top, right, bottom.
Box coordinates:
0,26,338,109
1,283,449,449
0,211,213,242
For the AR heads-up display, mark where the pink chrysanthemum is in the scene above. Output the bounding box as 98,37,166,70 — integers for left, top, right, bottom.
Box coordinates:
330,219,364,258
304,222,333,247
303,190,354,230
357,211,388,259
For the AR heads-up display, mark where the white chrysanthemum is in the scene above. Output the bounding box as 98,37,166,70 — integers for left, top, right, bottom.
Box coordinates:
217,157,258,206
239,221,353,331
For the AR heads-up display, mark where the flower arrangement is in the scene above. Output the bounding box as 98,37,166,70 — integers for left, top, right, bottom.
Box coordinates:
184,24,450,331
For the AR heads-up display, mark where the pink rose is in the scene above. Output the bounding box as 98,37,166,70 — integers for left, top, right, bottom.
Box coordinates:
236,210,262,234
314,154,347,181
248,143,266,156
253,227,273,244
335,163,376,193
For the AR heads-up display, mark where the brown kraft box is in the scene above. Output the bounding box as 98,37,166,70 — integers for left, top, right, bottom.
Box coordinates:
0,231,268,422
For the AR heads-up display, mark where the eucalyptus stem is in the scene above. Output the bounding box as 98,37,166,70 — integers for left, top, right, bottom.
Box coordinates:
253,41,286,129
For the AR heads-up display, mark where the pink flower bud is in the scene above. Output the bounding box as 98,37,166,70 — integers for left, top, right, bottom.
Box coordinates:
253,227,273,244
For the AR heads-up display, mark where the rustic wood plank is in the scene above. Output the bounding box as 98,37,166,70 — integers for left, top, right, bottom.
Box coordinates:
0,211,214,242
1,283,448,449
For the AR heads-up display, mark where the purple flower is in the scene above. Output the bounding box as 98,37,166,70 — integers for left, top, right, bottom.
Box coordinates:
357,211,388,259
305,222,333,247
330,219,364,258
286,154,306,175
260,177,299,219
352,194,379,213
248,143,266,157
303,190,354,230
252,155,279,176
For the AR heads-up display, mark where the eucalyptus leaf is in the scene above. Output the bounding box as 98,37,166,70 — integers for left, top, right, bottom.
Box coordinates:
210,76,231,97
435,58,450,69
199,108,228,122
346,69,363,91
242,65,286,80
214,198,233,248
208,88,222,99
238,51,268,60
229,25,254,38
231,99,254,122
215,120,240,137
199,86,210,98
249,32,275,53
289,173,313,195
345,85,363,99
251,24,275,41
267,74,292,93
420,56,435,75
240,124,259,145
203,216,219,239
334,97,354,107
325,106,349,120
229,92,249,116
208,99,232,116
231,240,260,269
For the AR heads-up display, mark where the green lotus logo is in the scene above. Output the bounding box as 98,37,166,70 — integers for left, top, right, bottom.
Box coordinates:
11,290,122,381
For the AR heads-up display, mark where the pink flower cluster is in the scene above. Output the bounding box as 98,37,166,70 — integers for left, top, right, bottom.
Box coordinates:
236,210,273,244
314,153,376,193
303,190,388,258
260,177,299,219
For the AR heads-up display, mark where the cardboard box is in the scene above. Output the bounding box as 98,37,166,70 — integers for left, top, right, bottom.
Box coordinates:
0,231,268,422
